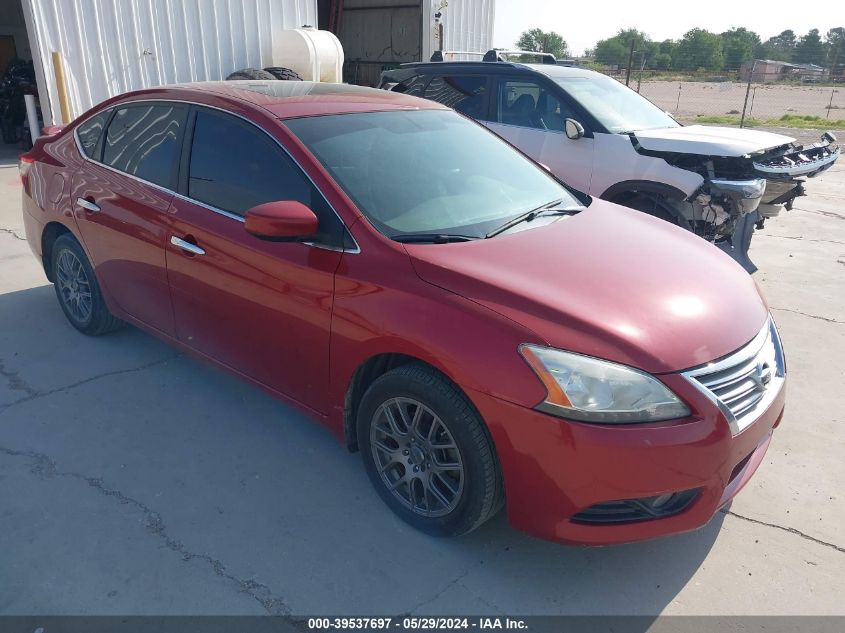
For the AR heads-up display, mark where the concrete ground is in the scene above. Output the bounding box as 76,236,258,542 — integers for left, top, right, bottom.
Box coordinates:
0,141,843,616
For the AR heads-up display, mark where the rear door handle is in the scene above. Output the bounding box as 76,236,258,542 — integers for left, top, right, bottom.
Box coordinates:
170,235,206,256
76,197,100,213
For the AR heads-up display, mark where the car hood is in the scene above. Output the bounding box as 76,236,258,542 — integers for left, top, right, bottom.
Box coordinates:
632,125,794,156
406,200,769,374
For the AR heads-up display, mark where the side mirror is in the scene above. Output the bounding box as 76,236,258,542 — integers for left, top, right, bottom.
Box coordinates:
244,200,319,241
564,118,585,140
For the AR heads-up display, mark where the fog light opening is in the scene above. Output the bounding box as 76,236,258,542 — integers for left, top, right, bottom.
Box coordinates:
571,488,701,525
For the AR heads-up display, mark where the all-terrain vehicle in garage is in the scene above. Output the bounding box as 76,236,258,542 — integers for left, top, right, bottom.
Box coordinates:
379,50,840,272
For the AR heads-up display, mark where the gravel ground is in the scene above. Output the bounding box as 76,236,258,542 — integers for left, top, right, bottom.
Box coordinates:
639,80,844,121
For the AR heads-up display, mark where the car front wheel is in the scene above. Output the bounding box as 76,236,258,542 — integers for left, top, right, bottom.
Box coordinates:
357,364,503,537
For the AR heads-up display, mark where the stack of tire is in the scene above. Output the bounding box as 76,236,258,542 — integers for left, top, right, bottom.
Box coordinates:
226,67,302,81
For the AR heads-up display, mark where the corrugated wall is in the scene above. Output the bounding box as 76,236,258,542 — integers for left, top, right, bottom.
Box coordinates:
422,0,494,62
24,0,316,124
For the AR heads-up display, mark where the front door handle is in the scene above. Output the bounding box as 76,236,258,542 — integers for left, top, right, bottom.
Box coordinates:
170,235,206,256
76,197,100,213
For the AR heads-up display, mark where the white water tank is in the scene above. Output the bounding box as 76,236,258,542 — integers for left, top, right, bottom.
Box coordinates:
271,28,344,83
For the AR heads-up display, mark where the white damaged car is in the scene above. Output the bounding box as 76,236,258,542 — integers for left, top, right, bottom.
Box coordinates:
381,53,840,272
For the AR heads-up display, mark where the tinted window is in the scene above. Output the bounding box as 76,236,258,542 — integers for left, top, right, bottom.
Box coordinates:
103,104,185,188
496,80,576,131
188,108,346,244
425,76,488,119
391,75,429,97
76,111,110,158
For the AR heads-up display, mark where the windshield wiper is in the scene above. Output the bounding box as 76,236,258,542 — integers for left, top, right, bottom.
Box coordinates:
393,233,480,244
485,199,583,238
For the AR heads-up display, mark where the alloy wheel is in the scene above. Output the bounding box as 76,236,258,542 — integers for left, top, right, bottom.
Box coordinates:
56,249,93,323
370,397,465,518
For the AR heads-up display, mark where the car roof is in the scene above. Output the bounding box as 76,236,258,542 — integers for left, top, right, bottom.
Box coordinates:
398,60,600,80
169,80,446,118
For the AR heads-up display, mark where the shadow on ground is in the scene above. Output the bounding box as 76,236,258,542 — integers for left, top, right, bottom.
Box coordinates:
0,285,723,615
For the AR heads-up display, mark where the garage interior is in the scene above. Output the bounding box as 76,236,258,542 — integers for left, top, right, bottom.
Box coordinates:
0,0,39,145
318,0,425,86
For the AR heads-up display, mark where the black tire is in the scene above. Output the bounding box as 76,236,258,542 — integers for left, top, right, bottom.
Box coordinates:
51,234,124,335
357,364,503,537
225,68,276,81
263,66,302,81
622,194,679,225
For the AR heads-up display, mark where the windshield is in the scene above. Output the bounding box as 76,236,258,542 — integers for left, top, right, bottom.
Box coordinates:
284,110,580,239
554,74,679,133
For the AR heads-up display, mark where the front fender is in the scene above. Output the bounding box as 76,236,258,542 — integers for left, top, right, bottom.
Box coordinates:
327,253,547,440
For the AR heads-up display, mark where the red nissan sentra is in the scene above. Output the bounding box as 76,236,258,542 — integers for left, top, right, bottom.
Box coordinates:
20,82,786,545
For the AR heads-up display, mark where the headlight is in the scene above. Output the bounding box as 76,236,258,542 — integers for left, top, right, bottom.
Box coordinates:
520,345,691,423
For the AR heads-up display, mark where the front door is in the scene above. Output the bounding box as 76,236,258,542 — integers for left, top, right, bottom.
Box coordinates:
484,77,595,194
166,106,350,413
70,102,187,335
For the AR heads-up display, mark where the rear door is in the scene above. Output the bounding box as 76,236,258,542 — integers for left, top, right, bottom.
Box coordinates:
166,106,350,413
70,102,187,335
484,77,595,193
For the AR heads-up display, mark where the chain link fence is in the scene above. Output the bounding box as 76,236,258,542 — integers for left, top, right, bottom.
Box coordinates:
593,67,844,132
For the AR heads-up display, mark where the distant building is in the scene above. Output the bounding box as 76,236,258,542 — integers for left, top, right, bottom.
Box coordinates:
740,59,828,82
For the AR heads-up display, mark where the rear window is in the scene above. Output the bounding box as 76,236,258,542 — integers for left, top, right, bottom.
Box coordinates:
102,104,186,189
76,111,110,158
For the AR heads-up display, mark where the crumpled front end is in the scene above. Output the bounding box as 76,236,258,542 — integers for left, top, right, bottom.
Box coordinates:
752,132,840,218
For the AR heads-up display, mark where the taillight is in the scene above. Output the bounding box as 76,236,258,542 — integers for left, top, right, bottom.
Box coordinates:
19,154,35,194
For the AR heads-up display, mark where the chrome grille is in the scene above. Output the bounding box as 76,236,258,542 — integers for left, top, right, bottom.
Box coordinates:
683,318,785,434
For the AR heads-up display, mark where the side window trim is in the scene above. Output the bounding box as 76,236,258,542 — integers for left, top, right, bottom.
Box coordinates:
182,104,359,253
74,98,359,253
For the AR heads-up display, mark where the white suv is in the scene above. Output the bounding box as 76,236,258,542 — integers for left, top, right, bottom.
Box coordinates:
380,52,840,272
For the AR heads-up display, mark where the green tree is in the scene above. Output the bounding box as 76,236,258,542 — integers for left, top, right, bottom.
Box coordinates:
794,29,826,65
593,29,658,68
594,39,630,66
826,27,845,72
760,30,796,61
652,52,673,70
721,27,761,70
674,28,724,70
515,28,569,59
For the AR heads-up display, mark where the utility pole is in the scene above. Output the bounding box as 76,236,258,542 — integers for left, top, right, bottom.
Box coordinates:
625,38,636,86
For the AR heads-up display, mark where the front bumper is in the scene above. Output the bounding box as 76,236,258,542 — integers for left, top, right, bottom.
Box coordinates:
469,374,785,546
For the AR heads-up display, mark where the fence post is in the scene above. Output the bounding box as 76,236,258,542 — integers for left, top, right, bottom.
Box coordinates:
625,38,635,87
675,83,681,113
740,60,757,128
828,88,836,119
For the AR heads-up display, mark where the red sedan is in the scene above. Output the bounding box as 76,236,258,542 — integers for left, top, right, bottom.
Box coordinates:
19,81,786,545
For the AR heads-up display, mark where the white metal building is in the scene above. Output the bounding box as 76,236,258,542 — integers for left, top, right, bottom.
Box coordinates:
0,0,494,127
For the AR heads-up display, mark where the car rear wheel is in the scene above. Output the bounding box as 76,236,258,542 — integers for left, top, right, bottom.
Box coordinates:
51,234,123,335
225,68,276,80
263,66,302,81
357,364,503,537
